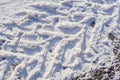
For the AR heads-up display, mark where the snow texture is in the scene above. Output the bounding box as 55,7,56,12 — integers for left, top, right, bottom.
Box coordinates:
0,0,120,80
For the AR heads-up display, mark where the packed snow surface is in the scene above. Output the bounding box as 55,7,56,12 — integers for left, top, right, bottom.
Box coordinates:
0,0,120,80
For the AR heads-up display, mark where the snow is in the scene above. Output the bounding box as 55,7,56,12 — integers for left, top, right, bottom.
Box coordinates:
0,0,120,80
